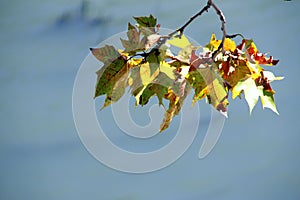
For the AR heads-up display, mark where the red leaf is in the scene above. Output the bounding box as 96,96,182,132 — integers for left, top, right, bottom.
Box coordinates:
221,61,230,78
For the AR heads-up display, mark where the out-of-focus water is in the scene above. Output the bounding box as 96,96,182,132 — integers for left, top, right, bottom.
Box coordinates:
1,0,300,199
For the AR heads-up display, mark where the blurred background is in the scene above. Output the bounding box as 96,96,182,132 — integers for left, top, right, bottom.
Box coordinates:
1,0,299,199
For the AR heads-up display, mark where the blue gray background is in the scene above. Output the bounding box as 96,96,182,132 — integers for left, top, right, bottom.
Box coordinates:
1,0,299,199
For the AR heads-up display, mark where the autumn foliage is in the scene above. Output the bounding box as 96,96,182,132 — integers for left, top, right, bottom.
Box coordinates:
90,12,282,132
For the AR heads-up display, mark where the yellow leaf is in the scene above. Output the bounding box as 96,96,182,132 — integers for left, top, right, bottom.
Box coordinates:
209,33,221,50
247,62,263,79
224,38,236,52
159,91,179,132
167,33,191,49
206,34,236,52
140,63,159,85
160,61,176,79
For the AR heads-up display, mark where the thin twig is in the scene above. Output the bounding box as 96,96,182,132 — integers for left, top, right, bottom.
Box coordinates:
135,0,243,62
208,0,227,59
154,1,211,49
169,1,211,38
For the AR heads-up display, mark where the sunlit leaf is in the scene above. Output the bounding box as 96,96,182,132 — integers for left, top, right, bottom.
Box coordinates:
140,62,159,86
205,34,236,52
258,87,279,115
91,14,283,132
246,40,279,66
262,71,284,82
200,66,229,116
167,34,191,49
232,77,259,114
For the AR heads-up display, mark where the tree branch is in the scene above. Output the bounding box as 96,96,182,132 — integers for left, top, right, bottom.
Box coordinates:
169,1,211,38
209,0,226,51
148,0,243,61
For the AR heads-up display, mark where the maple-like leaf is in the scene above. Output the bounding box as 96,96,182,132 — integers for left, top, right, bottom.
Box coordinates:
258,87,279,115
244,39,279,66
232,76,280,115
91,45,128,108
133,15,157,36
205,33,236,52
120,23,145,54
167,33,191,49
222,59,251,87
90,15,283,132
130,61,176,106
232,77,260,114
200,66,229,116
139,83,169,106
186,69,208,104
188,49,228,116
159,91,179,132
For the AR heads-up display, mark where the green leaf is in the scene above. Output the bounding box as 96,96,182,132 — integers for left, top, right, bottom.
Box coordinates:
91,46,128,108
146,50,161,77
133,14,157,28
133,15,157,36
159,61,176,80
110,70,129,101
128,67,143,94
138,84,155,106
140,62,159,86
139,83,168,106
199,66,229,116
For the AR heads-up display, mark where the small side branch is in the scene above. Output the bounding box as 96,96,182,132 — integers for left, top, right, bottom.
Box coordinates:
169,1,211,38
208,0,227,60
153,0,243,60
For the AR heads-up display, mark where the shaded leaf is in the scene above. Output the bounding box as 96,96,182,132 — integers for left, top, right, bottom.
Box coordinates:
91,45,129,109
139,83,168,106
186,69,207,104
91,45,121,65
160,91,178,132
134,14,157,28
223,60,251,87
120,23,146,54
133,15,157,36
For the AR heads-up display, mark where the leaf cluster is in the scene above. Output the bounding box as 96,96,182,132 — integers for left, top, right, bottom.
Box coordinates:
91,15,283,132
